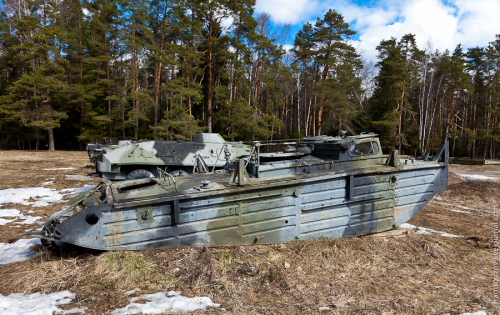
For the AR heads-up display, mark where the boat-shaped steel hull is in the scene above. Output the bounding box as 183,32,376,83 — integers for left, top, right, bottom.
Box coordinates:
18,136,448,251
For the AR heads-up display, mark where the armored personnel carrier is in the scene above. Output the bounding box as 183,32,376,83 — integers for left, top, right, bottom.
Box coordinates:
14,133,448,250
95,133,252,180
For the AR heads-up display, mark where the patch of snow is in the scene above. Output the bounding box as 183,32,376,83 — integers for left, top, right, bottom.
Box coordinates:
112,291,220,315
0,218,15,225
319,306,331,311
17,214,42,225
0,209,22,217
124,288,141,295
0,209,20,226
461,174,496,180
0,187,67,207
459,312,487,315
42,168,79,171
0,239,41,265
431,201,491,213
43,181,54,185
0,290,86,315
0,209,42,226
449,209,473,214
399,223,462,238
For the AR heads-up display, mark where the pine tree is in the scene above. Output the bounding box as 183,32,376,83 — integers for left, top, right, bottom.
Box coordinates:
439,45,472,143
84,0,123,137
370,34,419,152
150,0,205,141
466,47,487,158
223,0,257,140
187,0,234,133
2,0,69,150
291,22,314,137
310,9,361,136
148,0,175,139
485,35,500,158
122,0,153,140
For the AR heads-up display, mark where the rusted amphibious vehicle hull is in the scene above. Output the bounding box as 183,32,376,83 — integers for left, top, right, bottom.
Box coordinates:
18,135,449,250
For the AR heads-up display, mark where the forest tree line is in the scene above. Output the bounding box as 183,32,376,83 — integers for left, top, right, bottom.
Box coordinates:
0,0,499,158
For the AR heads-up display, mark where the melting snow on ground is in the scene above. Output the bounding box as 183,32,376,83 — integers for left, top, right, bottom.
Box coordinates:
0,209,19,225
0,290,86,315
450,209,473,214
460,174,496,180
124,288,141,295
0,209,42,226
0,187,67,207
0,238,41,265
0,185,97,208
111,291,220,315
399,223,462,238
41,167,80,171
431,200,492,214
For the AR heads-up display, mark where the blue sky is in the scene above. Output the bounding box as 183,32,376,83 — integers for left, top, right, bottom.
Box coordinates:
254,0,500,63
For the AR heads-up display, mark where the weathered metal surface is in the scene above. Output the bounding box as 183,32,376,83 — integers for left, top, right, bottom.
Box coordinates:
95,133,251,180
86,138,132,163
23,134,449,250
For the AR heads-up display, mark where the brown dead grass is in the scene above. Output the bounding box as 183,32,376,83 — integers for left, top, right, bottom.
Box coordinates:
3,235,492,314
0,150,101,243
0,151,498,314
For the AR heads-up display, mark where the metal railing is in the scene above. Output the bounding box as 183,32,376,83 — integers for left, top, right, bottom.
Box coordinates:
156,167,177,192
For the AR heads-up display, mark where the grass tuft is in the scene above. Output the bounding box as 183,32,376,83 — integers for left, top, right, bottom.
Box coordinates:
95,251,157,290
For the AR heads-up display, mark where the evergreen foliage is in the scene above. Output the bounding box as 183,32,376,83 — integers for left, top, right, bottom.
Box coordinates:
0,0,498,159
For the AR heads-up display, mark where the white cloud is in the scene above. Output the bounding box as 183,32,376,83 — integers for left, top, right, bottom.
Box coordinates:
256,0,500,63
352,0,461,61
453,0,500,46
255,0,319,24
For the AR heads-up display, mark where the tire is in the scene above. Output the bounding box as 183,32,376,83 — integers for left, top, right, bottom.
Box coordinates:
126,169,154,180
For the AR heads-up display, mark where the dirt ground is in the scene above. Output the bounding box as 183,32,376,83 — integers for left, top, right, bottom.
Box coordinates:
0,150,498,315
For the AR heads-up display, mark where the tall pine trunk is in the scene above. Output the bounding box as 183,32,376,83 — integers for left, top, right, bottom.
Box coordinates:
206,18,214,133
132,9,139,140
48,128,54,150
104,17,112,137
316,62,330,136
78,9,84,150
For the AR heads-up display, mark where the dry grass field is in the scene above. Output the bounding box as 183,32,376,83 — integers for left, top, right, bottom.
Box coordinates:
0,150,498,314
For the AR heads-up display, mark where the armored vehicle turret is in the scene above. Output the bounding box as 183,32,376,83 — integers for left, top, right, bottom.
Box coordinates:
86,137,132,164
95,133,252,180
15,133,449,251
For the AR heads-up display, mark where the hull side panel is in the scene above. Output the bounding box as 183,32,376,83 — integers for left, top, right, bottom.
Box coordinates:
60,165,447,250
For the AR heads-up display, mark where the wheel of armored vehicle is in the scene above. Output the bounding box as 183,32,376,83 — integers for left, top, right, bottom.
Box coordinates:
126,169,154,180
